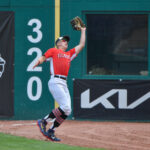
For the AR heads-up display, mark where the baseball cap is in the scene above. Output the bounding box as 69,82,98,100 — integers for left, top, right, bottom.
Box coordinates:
55,35,70,45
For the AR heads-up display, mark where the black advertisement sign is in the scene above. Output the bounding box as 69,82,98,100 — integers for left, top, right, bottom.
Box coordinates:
73,79,150,120
0,12,14,117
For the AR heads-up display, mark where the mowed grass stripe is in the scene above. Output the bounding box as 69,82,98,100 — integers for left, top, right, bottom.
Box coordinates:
0,132,106,150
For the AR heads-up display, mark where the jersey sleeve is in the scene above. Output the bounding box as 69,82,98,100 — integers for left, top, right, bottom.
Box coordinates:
44,48,55,58
69,48,77,61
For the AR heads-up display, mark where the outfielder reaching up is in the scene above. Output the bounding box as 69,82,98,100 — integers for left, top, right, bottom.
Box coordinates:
33,27,86,141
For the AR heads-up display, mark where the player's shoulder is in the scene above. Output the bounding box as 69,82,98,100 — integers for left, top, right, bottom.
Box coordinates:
46,47,58,53
67,48,76,54
48,47,57,51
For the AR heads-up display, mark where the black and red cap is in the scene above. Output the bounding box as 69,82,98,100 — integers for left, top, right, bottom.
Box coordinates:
55,35,70,45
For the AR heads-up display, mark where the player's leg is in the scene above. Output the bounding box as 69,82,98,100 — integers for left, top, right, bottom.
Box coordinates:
45,79,71,141
49,107,68,130
48,79,71,128
37,78,58,137
37,111,55,133
37,80,56,135
37,109,57,139
37,78,65,132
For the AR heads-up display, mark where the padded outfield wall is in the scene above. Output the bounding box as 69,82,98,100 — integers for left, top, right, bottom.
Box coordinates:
0,0,150,120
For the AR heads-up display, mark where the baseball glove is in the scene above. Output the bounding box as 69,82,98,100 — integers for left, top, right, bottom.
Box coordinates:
70,16,86,30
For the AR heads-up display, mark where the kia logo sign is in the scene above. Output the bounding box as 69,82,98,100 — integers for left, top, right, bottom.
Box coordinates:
73,79,150,120
81,89,150,109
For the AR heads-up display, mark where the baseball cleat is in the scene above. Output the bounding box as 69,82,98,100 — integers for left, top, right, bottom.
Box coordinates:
37,119,47,136
46,129,61,142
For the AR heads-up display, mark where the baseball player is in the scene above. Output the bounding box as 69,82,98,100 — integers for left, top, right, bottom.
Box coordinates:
33,27,86,141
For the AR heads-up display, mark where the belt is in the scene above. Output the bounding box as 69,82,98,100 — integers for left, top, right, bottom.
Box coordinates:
54,75,67,80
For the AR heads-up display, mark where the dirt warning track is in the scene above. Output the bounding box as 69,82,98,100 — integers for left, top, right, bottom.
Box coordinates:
0,120,150,150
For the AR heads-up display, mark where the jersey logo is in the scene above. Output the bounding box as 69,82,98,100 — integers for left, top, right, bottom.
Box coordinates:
58,53,70,59
0,54,6,78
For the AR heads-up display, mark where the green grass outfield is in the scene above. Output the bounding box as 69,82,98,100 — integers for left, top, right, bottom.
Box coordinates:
0,132,106,150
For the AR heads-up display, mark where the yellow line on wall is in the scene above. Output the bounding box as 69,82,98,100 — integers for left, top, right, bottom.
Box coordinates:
55,0,60,42
55,0,60,108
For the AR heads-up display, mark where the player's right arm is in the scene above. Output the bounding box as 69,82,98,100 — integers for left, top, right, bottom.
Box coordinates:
33,55,46,69
33,48,55,69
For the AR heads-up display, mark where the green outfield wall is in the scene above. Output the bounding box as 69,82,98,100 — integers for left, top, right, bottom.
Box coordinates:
0,0,150,120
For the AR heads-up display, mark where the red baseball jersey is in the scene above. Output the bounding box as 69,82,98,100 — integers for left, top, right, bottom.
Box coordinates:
44,48,77,76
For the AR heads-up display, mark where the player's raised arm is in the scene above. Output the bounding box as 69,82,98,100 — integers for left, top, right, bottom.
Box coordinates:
75,27,86,55
33,55,46,69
